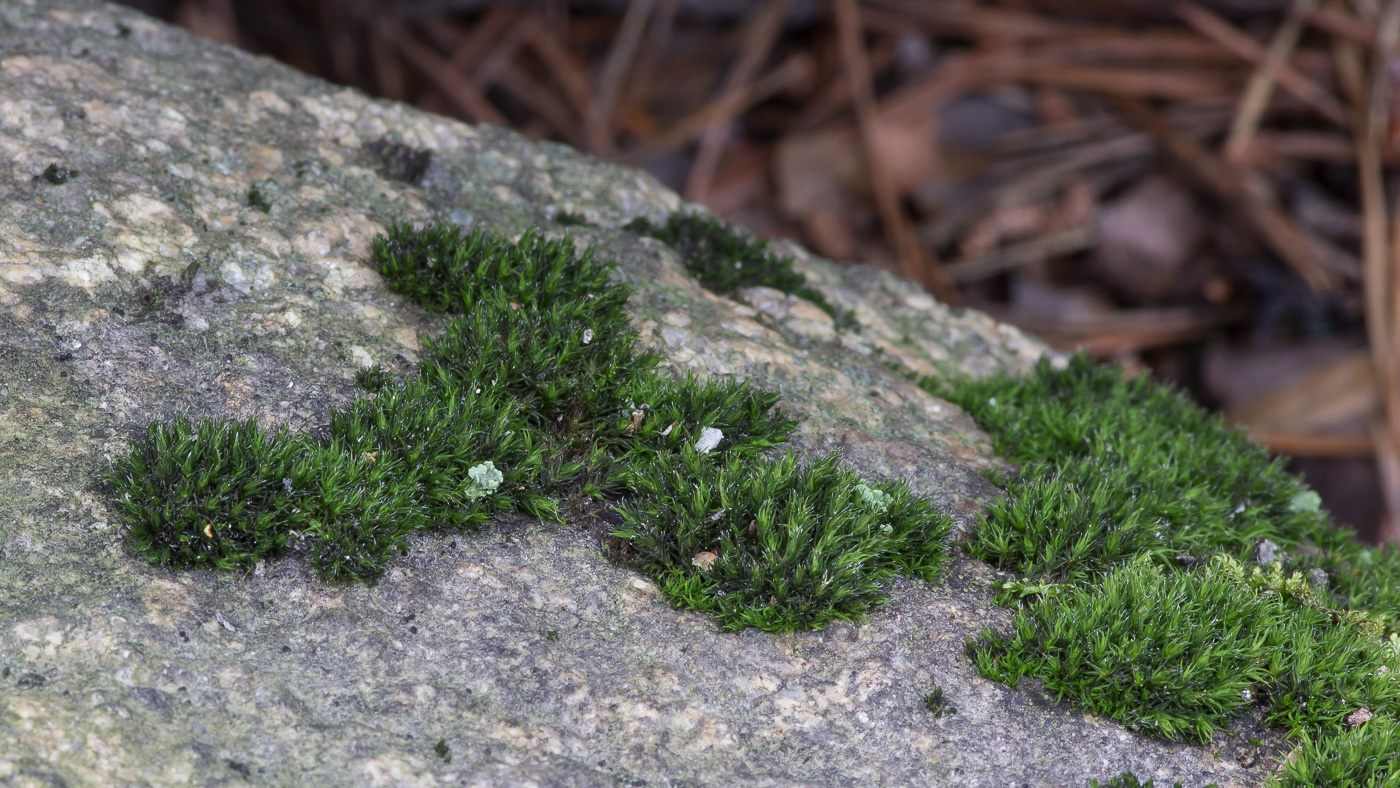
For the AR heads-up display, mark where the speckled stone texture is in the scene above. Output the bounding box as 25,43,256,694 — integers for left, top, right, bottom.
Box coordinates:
0,2,1262,786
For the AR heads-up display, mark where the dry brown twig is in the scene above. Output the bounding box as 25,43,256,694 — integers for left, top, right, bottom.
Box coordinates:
835,0,959,303
1371,0,1400,540
1116,97,1337,293
587,0,658,155
619,53,813,166
684,0,794,203
1174,1,1349,129
390,27,506,125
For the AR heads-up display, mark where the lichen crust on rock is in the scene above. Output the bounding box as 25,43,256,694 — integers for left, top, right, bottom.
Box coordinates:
0,1,1278,786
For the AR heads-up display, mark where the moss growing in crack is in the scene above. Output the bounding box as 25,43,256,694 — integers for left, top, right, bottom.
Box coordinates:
41,163,78,185
246,184,271,213
553,210,589,226
933,352,1400,779
434,738,452,764
1088,775,1192,788
922,686,954,718
625,212,856,330
107,221,952,630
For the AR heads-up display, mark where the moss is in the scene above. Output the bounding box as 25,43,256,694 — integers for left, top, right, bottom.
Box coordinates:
969,554,1400,744
925,354,1348,584
105,415,302,571
364,138,432,185
624,212,857,330
246,184,271,213
1088,775,1193,788
922,686,954,718
611,450,951,632
41,163,78,185
934,353,1400,780
120,259,201,326
1278,715,1400,787
106,222,953,630
553,210,589,226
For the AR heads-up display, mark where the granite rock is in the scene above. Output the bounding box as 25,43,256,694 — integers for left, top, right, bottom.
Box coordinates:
0,3,1258,786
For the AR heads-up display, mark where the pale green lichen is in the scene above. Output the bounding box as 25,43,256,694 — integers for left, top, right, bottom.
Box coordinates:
464,461,503,501
856,482,894,514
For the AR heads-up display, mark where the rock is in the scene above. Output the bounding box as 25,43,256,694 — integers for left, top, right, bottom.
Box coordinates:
0,2,1256,786
1255,539,1281,567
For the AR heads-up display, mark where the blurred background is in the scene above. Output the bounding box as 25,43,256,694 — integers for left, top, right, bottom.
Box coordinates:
115,0,1400,544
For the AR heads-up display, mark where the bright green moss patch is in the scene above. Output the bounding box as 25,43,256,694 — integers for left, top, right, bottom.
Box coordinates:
926,353,1348,584
1279,715,1400,787
971,555,1400,744
624,212,855,329
612,450,951,631
935,353,1400,780
107,221,952,631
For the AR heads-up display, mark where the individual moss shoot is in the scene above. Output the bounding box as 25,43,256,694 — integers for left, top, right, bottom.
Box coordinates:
105,220,953,633
929,355,1400,784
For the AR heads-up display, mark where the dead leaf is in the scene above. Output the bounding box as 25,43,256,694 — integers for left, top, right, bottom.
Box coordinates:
1095,174,1204,303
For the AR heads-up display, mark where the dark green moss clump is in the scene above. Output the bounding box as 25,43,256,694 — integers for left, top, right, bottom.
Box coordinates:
1088,774,1191,788
613,450,951,631
933,353,1400,778
110,416,302,570
364,138,432,185
41,163,78,185
625,212,855,329
107,222,952,631
553,210,589,226
922,686,954,718
246,184,271,213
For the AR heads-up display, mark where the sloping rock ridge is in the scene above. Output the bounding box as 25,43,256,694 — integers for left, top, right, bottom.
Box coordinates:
0,2,1257,786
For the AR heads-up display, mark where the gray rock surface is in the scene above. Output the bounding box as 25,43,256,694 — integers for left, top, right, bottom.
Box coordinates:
0,2,1260,786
